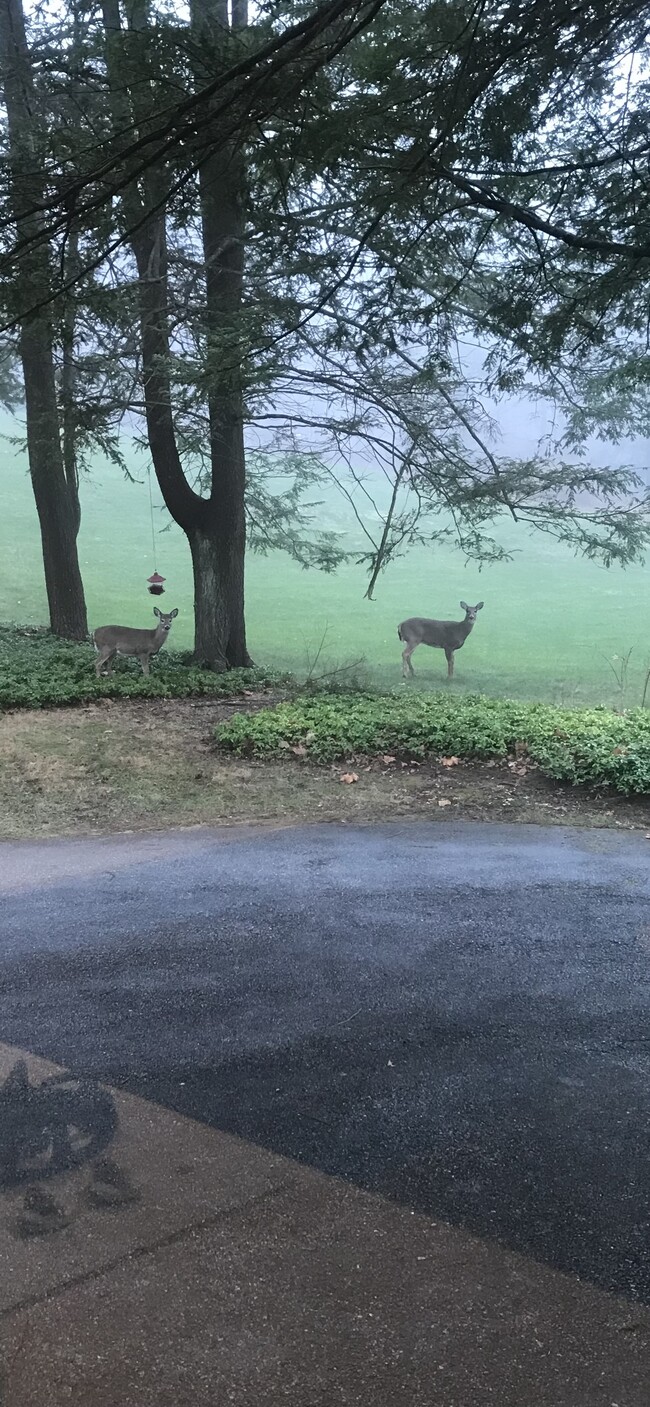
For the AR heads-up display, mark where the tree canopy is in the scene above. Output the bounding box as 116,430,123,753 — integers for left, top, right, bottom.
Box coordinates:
0,0,649,646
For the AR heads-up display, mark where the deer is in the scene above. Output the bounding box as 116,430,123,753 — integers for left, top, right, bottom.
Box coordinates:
93,607,178,677
398,601,484,680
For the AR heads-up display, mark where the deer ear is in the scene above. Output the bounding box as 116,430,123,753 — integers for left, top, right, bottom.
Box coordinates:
476,601,484,610
153,606,161,618
170,608,178,618
460,601,469,611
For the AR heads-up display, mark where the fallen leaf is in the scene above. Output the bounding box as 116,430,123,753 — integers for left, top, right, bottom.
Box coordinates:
508,760,528,776
340,772,359,784
440,756,460,768
437,798,452,808
381,755,396,765
290,743,307,756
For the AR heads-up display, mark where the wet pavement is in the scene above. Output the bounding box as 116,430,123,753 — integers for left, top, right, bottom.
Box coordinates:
1,819,649,1402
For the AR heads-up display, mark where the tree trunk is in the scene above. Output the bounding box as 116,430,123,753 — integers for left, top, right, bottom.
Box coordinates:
190,518,251,670
131,219,252,668
195,168,252,667
0,0,88,639
190,0,252,667
61,226,82,540
101,0,252,668
21,321,88,638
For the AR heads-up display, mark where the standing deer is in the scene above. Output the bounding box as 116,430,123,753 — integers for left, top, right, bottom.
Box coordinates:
93,607,178,677
398,601,484,679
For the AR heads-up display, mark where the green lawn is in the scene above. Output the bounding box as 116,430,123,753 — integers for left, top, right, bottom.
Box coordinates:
1,417,648,707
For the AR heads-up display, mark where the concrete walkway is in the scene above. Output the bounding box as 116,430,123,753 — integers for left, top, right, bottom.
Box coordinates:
1,1044,649,1406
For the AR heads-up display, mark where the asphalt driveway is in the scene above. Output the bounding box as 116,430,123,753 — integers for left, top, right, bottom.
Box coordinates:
1,819,649,1303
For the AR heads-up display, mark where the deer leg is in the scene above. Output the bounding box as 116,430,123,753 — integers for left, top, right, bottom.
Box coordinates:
402,644,416,678
445,647,455,680
140,656,151,677
95,649,114,678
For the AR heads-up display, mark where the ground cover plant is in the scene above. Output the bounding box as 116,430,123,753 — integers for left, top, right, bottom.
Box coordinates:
0,629,286,709
216,693,650,796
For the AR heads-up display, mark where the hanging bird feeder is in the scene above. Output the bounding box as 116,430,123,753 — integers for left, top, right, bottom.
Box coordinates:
147,572,166,597
146,465,166,595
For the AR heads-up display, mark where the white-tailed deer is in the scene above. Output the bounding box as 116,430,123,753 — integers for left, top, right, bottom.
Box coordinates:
398,601,484,679
93,607,178,677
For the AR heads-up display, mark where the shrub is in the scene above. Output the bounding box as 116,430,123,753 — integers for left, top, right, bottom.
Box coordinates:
216,692,650,795
0,627,288,709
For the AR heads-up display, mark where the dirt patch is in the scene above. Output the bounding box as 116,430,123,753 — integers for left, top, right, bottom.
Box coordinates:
352,754,650,829
0,697,648,839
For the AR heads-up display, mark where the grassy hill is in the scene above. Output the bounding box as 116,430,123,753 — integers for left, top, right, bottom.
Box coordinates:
0,417,648,707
